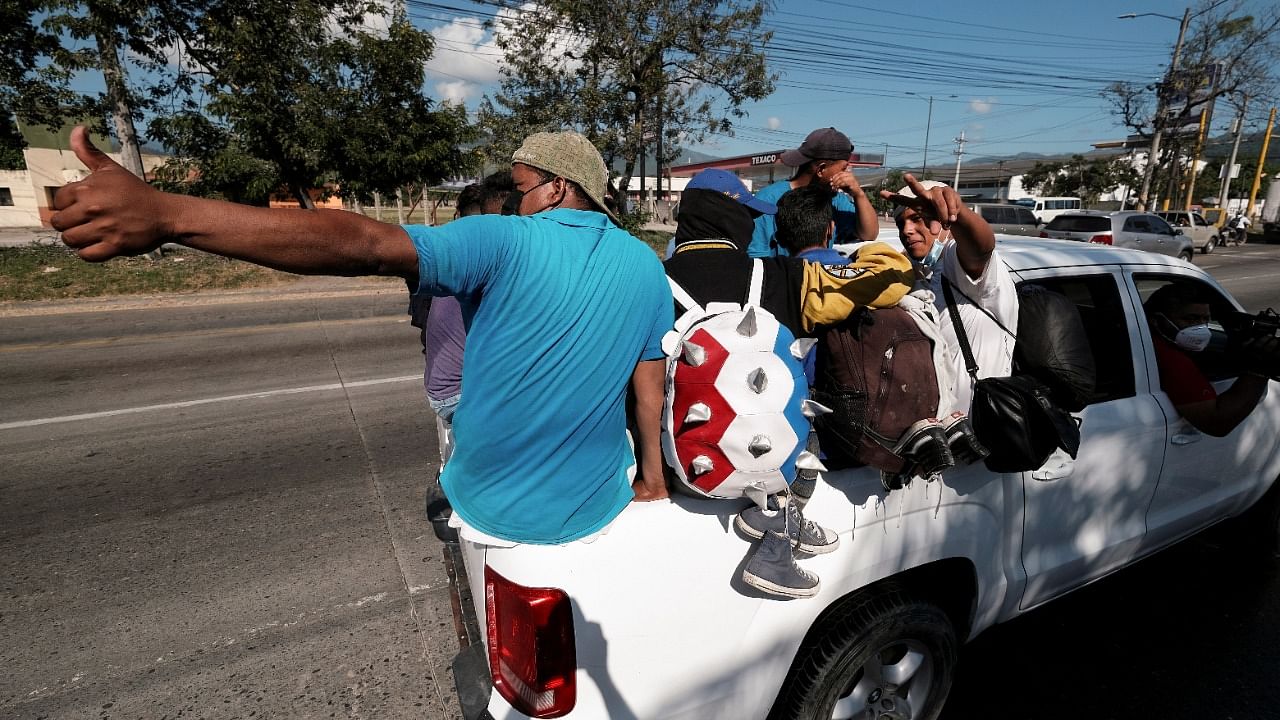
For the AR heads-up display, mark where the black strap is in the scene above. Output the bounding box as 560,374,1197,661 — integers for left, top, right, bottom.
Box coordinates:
941,275,1017,339
941,279,980,380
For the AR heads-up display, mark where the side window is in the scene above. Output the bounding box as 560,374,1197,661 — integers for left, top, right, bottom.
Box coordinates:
1017,208,1038,224
1192,214,1207,227
1069,200,1081,210
998,207,1017,224
0,188,13,206
1148,216,1174,235
1016,274,1135,404
1133,275,1240,382
1124,217,1150,232
980,206,1000,223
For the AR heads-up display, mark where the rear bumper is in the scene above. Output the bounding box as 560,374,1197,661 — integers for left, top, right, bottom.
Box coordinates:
436,491,494,720
453,643,495,720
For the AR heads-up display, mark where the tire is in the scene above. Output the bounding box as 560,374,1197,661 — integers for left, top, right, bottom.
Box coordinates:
1179,250,1194,263
769,586,958,720
1201,237,1215,254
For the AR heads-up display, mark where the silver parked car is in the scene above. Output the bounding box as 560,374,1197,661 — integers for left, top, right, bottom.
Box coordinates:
968,202,1041,236
1040,211,1194,261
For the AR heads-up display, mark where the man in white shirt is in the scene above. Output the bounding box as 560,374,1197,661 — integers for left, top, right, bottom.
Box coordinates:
883,176,1018,416
1232,214,1251,245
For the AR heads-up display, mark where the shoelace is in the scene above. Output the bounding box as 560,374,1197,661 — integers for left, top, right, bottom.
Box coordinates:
786,502,827,541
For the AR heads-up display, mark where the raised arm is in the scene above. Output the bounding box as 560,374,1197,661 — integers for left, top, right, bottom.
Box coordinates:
828,170,882,241
53,127,418,278
880,173,996,280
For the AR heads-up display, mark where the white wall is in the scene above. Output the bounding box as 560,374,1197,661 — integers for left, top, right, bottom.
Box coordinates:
0,170,42,227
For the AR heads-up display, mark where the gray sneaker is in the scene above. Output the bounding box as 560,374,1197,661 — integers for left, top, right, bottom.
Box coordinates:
742,530,819,599
735,494,840,555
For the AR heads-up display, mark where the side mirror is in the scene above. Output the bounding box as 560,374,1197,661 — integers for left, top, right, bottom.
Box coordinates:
1172,228,1184,235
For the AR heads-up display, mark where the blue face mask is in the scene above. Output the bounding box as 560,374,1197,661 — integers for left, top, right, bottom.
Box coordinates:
916,239,944,270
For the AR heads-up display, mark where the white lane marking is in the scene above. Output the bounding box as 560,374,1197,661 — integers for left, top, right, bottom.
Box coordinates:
0,375,420,431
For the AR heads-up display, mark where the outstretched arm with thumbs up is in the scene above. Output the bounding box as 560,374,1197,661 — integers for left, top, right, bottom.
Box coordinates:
51,127,419,278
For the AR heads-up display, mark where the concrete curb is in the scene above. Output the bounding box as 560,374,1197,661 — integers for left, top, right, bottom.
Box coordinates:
0,277,407,318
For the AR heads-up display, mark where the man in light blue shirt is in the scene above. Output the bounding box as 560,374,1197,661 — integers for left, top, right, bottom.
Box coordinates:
51,126,673,546
749,127,879,258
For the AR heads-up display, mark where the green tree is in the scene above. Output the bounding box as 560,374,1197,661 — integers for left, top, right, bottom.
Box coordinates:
1105,1,1280,207
147,2,473,207
870,168,907,215
480,0,775,208
1022,155,1140,206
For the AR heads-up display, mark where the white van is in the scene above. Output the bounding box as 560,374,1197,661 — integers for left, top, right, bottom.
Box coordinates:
1015,196,1082,223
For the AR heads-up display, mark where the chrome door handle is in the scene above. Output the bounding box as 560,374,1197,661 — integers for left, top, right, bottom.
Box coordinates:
1031,458,1074,481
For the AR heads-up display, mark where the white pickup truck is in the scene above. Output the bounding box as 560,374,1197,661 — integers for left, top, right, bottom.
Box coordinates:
443,239,1280,720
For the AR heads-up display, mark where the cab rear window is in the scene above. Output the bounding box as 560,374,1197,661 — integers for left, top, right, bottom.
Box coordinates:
1045,216,1110,232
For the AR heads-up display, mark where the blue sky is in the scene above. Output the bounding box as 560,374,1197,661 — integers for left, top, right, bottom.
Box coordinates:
413,0,1280,165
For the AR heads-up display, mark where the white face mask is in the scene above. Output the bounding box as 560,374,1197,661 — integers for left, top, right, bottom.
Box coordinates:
1160,314,1212,352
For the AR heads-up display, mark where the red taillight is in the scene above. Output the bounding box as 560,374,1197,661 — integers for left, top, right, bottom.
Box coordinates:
1038,230,1049,238
1089,234,1113,245
485,566,576,717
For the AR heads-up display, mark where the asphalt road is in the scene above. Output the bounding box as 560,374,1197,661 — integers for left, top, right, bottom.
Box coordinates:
1,282,462,719
1,243,1278,720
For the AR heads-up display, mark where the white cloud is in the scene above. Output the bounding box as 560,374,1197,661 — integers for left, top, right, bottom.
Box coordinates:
327,0,393,39
424,18,505,86
969,98,995,114
767,117,782,130
435,80,478,104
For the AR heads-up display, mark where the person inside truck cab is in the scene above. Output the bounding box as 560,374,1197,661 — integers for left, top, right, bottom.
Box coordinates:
1145,284,1269,437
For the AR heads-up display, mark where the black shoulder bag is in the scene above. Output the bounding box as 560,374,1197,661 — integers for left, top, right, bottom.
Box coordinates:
942,278,1081,473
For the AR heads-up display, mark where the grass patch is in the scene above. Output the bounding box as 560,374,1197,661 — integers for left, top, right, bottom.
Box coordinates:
635,229,673,256
0,244,300,302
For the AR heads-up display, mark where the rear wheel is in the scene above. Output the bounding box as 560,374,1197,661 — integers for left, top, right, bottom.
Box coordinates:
1201,236,1216,254
769,586,957,720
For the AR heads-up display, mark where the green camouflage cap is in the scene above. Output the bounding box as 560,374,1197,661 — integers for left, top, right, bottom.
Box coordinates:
512,131,620,226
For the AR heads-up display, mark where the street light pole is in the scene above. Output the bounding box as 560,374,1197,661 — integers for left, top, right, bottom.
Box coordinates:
1121,8,1192,212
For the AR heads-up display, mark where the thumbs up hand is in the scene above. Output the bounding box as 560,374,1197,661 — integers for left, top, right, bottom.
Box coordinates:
51,126,174,262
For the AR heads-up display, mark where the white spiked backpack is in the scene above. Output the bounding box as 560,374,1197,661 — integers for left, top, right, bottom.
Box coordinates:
662,259,827,507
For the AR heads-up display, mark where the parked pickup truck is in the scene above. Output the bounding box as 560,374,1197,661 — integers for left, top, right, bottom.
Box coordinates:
444,239,1280,720
1155,211,1222,254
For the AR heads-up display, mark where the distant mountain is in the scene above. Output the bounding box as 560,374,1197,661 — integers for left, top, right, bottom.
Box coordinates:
968,151,1055,163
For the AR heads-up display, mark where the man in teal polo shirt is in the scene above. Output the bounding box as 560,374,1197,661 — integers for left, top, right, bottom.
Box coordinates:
748,127,880,258
51,127,673,546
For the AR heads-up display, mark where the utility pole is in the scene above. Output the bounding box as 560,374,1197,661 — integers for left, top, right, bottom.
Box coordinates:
923,96,934,176
1245,107,1275,220
1134,7,1192,212
1217,95,1248,215
1183,107,1209,210
952,131,966,188
656,90,663,211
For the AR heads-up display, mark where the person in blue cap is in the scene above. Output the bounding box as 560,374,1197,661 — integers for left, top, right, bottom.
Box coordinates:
662,168,913,597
